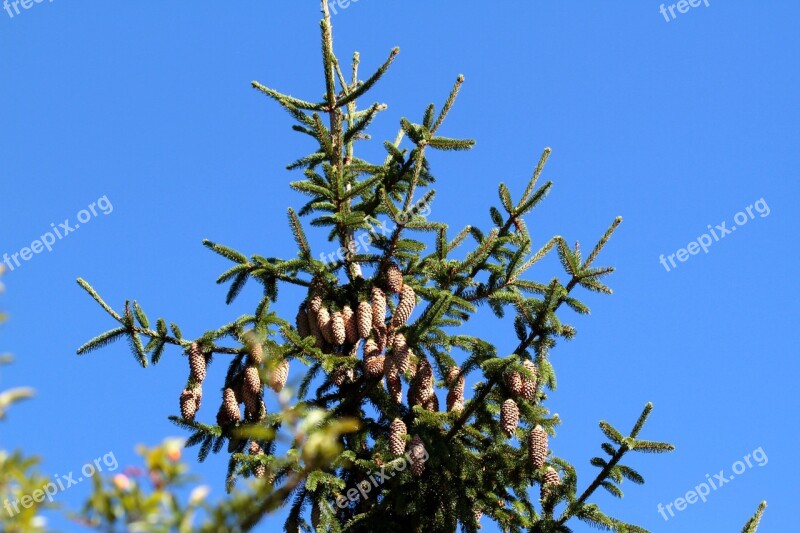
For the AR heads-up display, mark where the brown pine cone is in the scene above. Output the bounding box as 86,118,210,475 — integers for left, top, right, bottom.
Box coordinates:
365,355,385,378
375,325,388,353
308,295,323,314
386,262,403,293
505,371,522,396
179,389,197,421
331,365,352,386
296,306,310,339
501,398,519,437
363,338,380,359
521,360,538,401
356,300,372,339
423,391,439,412
188,342,206,383
307,308,324,349
245,398,266,422
311,500,321,530
409,435,426,477
529,424,548,470
417,358,434,395
316,307,334,344
331,311,346,346
541,466,561,505
391,334,410,374
387,371,402,404
391,284,416,327
248,341,264,366
388,418,407,456
270,359,289,393
249,440,266,479
342,305,358,343
371,287,386,330
446,389,464,413
216,387,241,426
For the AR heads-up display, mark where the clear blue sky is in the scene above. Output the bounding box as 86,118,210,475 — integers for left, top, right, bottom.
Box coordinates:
1,2,797,531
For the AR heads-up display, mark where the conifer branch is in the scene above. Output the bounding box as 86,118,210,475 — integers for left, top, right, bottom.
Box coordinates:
741,501,767,533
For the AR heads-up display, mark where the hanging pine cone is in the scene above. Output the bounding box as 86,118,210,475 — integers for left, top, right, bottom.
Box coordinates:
521,360,538,401
243,365,261,396
505,371,522,396
308,295,323,314
371,287,386,330
387,371,402,403
363,337,380,359
245,397,266,422
386,262,403,293
331,365,351,386
329,311,345,346
501,398,519,437
365,355,385,378
529,424,548,470
423,391,439,412
296,306,310,339
446,389,464,413
248,341,264,366
356,300,372,339
270,359,290,393
216,387,241,426
342,305,358,343
316,307,334,344
447,366,465,399
417,358,434,397
541,466,561,506
307,308,324,349
249,440,266,479
391,284,416,327
179,389,197,421
188,342,206,383
389,418,407,456
391,334,410,374
375,325,388,353
409,435,426,477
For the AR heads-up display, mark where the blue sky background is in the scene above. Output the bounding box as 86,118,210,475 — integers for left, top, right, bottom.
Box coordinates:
1,1,797,531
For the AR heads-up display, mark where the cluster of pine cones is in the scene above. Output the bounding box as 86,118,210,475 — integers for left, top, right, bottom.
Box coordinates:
177,338,290,480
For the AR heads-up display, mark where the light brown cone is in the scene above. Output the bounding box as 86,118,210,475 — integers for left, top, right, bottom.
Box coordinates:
501,399,519,437
249,440,266,479
296,307,311,339
217,387,240,426
331,311,346,346
371,287,386,330
529,424,548,470
331,365,350,386
541,466,561,504
389,418,407,456
423,392,439,412
391,334,410,374
316,307,334,344
245,398,266,422
409,435,426,477
307,308,324,348
270,359,290,393
342,305,358,343
356,300,372,339
446,389,464,413
242,365,262,415
417,358,434,398
180,389,197,421
365,355,385,378
386,262,403,293
392,285,416,327
505,371,522,396
387,372,402,404
364,338,380,360
308,295,323,314
189,342,206,383
521,360,538,401
248,342,264,366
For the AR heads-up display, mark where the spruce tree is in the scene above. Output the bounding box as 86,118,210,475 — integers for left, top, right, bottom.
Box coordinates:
75,4,765,532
